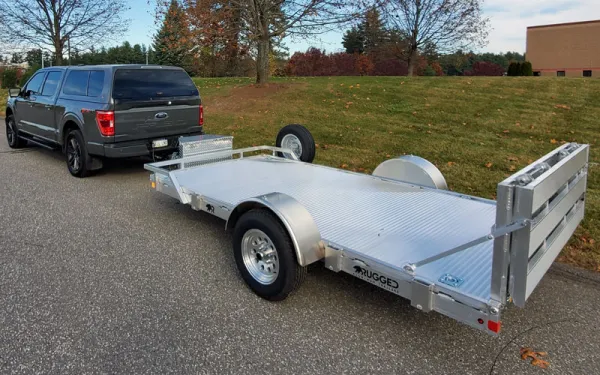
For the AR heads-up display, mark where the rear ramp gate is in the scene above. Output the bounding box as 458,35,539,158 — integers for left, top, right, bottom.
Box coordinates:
492,143,589,307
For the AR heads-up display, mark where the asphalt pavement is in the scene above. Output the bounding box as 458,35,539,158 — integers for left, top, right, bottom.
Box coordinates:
1,125,599,374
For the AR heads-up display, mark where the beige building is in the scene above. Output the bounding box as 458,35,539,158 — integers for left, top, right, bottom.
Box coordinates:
526,20,600,78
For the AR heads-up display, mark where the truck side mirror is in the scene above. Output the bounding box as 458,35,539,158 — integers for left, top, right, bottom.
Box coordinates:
8,88,21,98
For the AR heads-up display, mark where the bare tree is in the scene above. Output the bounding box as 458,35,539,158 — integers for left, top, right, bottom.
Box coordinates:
179,0,360,84
0,0,130,65
382,0,489,76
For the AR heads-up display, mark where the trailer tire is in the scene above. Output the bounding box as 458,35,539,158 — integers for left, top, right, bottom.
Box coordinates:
233,208,307,301
276,124,316,163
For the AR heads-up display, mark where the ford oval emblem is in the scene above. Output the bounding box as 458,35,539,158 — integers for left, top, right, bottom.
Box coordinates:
155,112,168,119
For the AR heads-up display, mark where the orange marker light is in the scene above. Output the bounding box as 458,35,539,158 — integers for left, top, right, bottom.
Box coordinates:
488,320,501,333
151,182,156,189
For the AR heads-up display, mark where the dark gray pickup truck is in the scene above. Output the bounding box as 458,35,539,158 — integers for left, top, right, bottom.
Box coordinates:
5,65,203,177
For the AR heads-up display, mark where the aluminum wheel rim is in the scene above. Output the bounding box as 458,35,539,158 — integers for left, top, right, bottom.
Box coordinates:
281,134,302,159
6,120,15,145
66,137,81,172
241,229,279,285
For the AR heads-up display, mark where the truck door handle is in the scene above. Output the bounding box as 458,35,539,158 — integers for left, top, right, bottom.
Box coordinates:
44,104,52,109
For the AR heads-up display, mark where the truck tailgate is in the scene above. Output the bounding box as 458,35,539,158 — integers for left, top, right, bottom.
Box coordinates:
114,103,200,142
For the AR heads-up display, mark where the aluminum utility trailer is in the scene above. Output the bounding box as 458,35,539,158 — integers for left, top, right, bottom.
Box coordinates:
145,131,589,335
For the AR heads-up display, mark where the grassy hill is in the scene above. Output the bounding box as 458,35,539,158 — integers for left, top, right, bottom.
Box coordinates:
193,76,600,271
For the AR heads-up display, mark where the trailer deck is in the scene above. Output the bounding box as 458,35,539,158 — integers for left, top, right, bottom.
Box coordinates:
173,155,497,303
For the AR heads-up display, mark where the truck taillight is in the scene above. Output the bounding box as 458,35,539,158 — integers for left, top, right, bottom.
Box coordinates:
199,105,204,126
96,111,115,136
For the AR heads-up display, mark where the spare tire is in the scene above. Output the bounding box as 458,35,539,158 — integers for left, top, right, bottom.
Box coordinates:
275,124,316,163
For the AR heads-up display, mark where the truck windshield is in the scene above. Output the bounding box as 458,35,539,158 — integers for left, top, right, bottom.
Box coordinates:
112,69,198,101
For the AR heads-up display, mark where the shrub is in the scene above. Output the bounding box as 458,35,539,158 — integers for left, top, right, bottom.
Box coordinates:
507,62,521,76
355,54,374,76
464,61,505,76
1,68,19,88
422,65,437,76
430,62,444,76
520,61,533,76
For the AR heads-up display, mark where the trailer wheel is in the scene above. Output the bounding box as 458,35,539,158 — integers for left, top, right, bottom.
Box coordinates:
276,124,316,163
233,209,307,301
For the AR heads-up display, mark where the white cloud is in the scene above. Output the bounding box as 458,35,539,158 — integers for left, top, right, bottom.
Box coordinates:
483,0,600,53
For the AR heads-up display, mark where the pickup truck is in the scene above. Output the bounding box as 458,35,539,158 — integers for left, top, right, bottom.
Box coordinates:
5,65,204,177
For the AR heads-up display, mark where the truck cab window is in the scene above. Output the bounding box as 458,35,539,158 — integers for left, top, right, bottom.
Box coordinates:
87,71,105,97
41,71,63,96
24,72,46,95
63,70,90,96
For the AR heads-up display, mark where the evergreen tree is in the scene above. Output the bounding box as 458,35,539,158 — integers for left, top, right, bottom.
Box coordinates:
153,0,192,70
363,7,385,53
342,26,365,54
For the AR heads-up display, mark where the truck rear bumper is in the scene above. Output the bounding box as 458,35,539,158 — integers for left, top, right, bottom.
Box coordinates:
90,129,204,158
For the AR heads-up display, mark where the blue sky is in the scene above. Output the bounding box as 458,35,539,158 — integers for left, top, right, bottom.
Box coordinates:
122,0,600,55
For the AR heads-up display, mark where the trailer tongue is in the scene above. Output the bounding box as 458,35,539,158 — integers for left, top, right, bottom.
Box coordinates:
145,126,588,335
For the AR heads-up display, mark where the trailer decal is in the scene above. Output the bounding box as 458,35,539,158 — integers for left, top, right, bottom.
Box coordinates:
353,265,399,291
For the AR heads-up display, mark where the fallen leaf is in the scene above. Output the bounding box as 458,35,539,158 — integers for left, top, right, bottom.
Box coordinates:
554,104,571,110
412,111,417,115
340,164,348,169
426,130,432,134
485,162,493,168
509,165,516,171
315,144,319,148
386,154,391,158
508,156,519,161
550,139,558,144
503,129,510,133
515,122,521,126
447,162,456,167
590,239,596,245
531,358,550,369
520,347,549,369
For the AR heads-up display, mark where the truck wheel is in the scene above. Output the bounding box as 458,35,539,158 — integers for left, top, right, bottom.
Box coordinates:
233,209,307,301
65,129,92,178
6,115,26,149
276,124,316,163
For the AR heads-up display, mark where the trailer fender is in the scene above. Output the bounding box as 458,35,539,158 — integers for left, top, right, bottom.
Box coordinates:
226,192,324,266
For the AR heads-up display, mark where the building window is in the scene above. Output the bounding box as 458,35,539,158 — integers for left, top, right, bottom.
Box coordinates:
557,71,566,77
533,71,541,76
583,70,592,77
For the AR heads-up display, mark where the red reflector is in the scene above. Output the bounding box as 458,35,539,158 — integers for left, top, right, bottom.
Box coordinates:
95,111,115,136
488,320,501,333
199,105,204,126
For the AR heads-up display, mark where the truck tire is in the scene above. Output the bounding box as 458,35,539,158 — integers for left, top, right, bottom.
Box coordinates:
65,129,93,178
276,124,316,163
233,209,307,301
6,115,26,149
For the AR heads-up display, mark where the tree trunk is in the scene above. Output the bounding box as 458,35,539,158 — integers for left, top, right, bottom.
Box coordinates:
54,38,64,66
407,47,417,77
256,37,270,84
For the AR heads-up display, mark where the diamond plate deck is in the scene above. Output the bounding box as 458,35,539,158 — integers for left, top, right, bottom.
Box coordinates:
172,156,498,303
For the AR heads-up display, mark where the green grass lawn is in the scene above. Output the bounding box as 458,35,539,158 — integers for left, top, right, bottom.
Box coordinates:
193,76,600,271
